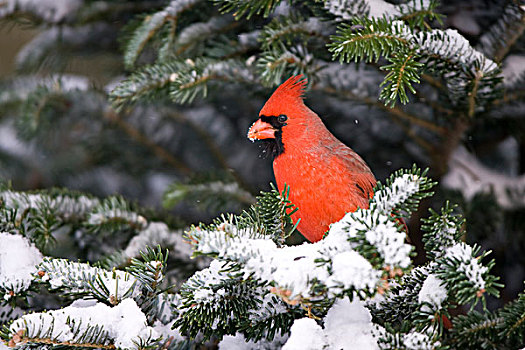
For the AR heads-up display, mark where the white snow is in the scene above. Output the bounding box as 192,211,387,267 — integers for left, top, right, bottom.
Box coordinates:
326,251,380,295
415,29,498,74
444,243,488,290
418,274,447,312
367,0,398,18
123,222,181,258
282,318,327,350
9,298,157,349
0,232,43,296
373,174,420,214
282,298,380,350
324,299,379,349
189,260,229,302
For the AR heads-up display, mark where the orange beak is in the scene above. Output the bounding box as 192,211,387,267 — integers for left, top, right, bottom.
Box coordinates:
247,119,276,141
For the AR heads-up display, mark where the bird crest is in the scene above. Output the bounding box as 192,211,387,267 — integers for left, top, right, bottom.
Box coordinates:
260,75,308,116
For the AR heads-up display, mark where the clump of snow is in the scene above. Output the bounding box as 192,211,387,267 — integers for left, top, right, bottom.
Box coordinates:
444,243,488,290
282,318,326,350
188,260,229,302
124,222,180,258
374,174,420,213
329,209,413,268
415,29,498,74
9,298,157,349
282,298,380,350
326,251,380,295
324,298,379,349
418,274,447,312
0,232,43,297
367,0,398,18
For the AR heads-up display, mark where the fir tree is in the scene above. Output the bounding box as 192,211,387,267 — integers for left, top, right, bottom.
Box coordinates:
1,0,525,349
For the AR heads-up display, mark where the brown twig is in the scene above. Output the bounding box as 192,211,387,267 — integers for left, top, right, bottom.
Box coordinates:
319,86,447,135
104,109,193,176
166,110,255,194
493,5,525,63
467,70,483,118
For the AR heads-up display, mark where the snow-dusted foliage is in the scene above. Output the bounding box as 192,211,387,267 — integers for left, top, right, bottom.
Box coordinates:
0,0,83,22
0,167,503,348
0,232,42,298
8,298,157,349
37,258,138,303
189,169,429,301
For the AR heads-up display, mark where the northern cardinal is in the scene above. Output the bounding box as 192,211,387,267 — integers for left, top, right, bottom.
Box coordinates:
248,75,376,242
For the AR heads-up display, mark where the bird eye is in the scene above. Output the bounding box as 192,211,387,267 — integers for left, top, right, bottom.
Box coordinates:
277,115,288,124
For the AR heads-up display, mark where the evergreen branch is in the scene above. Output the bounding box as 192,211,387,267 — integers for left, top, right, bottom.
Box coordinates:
7,336,116,349
124,11,169,68
397,0,443,30
123,0,202,68
188,169,428,303
4,299,158,349
109,61,187,111
497,292,525,347
450,311,505,349
434,243,500,307
87,196,147,232
379,52,423,107
328,18,412,63
371,166,435,218
415,29,503,109
158,16,178,62
174,260,289,341
477,3,525,63
36,258,137,303
213,0,282,19
169,58,255,103
104,109,193,176
174,15,237,57
163,180,255,212
257,44,319,87
421,202,464,260
259,16,329,51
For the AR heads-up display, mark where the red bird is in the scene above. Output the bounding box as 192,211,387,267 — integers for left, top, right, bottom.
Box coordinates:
248,75,376,243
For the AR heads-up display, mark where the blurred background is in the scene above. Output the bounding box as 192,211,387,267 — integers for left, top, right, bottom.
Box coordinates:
0,0,524,307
